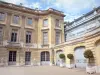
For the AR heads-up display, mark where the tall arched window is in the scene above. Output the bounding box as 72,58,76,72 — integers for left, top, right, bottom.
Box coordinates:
41,51,50,61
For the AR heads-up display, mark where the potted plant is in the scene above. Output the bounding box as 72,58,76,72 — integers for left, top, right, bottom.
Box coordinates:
84,50,96,74
67,54,74,68
59,54,65,67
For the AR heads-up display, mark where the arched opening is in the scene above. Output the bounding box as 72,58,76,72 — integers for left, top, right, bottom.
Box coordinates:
95,39,100,66
41,51,50,65
56,50,63,66
74,46,86,68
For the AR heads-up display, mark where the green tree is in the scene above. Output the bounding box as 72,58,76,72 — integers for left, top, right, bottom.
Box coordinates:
84,50,94,64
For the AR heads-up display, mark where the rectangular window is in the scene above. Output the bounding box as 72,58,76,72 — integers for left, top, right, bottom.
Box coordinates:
25,52,31,62
9,51,16,62
43,32,48,44
56,32,60,44
11,29,17,42
0,27,3,44
55,19,60,27
0,12,5,21
43,19,48,27
27,18,32,25
26,31,31,43
13,15,20,24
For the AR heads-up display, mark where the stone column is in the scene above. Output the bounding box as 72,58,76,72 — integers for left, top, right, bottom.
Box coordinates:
16,50,20,66
37,51,40,66
19,49,25,66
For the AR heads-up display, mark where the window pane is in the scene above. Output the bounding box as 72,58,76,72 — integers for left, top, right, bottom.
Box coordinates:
0,27,3,43
56,19,60,27
14,33,17,42
9,51,16,62
56,32,60,44
11,33,14,42
43,32,48,44
27,18,32,25
13,15,19,24
29,35,31,43
11,30,17,42
26,35,28,43
0,12,5,21
43,19,48,27
26,31,31,43
41,52,45,61
46,52,50,61
25,52,31,61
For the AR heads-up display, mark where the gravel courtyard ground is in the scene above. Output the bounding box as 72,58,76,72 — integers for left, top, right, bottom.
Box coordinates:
0,66,99,75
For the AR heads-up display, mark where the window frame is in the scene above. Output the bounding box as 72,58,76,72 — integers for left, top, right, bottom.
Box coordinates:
0,12,6,21
0,27,3,44
55,19,60,27
27,17,33,26
26,31,32,43
11,29,18,42
43,19,48,27
12,15,20,24
43,32,48,45
55,32,60,45
25,52,31,62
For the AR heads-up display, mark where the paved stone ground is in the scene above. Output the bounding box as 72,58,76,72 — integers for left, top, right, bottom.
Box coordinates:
0,66,99,75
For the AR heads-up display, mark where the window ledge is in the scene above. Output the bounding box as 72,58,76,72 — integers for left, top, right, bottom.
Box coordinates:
41,27,49,31
10,24,21,28
0,21,6,25
25,26,34,30
25,43,34,46
41,44,49,46
55,27,61,30
54,27,62,30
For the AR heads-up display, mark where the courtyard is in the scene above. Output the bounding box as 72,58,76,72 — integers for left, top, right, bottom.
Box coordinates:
0,66,99,75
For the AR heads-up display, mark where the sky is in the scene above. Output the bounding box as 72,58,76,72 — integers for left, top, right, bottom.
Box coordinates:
1,0,100,22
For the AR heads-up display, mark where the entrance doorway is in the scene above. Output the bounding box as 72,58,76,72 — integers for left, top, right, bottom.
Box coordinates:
41,51,50,65
56,50,63,66
8,51,16,65
74,46,86,68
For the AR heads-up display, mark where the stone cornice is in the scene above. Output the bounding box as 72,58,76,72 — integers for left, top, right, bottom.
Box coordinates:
0,1,65,17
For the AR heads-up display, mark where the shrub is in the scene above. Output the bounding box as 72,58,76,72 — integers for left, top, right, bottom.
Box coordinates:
84,50,94,58
67,54,73,59
84,50,94,63
59,54,65,59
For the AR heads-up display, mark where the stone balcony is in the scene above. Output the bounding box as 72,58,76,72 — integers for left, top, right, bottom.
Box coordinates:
6,42,22,48
24,43,34,48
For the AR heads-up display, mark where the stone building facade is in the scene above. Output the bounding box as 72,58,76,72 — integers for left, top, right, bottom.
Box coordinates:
0,1,100,73
54,6,100,73
0,1,65,66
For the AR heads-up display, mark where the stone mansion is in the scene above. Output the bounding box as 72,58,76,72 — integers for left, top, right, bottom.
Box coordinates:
0,1,100,73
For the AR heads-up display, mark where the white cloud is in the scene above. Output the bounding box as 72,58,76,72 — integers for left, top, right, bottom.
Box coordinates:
41,0,100,21
65,13,82,22
29,2,41,9
54,0,98,13
51,0,100,21
2,0,27,4
1,0,100,22
2,0,42,9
